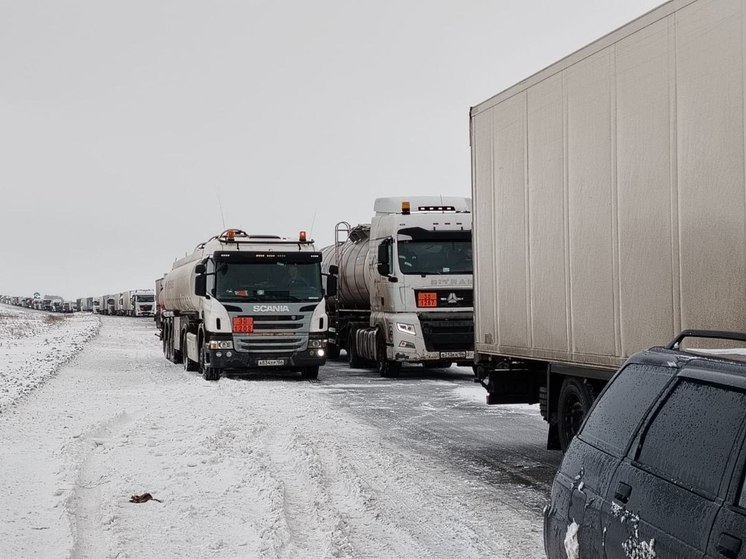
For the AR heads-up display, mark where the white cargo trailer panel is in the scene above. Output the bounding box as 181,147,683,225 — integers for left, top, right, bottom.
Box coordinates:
471,0,746,370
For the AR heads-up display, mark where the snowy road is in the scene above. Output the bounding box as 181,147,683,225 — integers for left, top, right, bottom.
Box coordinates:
0,309,559,558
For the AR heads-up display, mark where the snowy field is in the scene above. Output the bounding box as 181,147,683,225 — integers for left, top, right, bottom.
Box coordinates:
0,305,547,558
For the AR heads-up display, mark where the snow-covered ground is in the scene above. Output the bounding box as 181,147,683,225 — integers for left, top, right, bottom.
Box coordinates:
0,305,546,558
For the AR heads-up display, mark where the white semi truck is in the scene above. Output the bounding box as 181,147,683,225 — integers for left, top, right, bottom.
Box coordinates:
322,196,474,377
118,289,156,317
160,229,328,381
470,0,746,450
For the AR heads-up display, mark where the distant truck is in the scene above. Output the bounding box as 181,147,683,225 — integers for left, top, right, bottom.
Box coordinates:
469,0,746,450
321,197,474,377
159,229,328,381
116,289,156,317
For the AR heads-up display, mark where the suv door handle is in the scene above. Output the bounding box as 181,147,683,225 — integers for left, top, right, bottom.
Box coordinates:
614,482,632,504
716,533,742,559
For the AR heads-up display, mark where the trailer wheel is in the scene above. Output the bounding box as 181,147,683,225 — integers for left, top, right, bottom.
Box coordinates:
301,366,319,380
347,329,364,369
376,332,400,378
557,378,595,451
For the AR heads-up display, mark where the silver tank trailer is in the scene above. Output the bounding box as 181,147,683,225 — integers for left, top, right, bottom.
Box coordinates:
321,224,371,310
161,254,203,313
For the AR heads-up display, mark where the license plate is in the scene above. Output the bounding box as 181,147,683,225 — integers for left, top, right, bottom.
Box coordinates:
440,351,466,359
257,359,285,367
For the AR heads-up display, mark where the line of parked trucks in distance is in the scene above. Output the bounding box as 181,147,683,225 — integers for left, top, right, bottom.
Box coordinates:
1,290,155,317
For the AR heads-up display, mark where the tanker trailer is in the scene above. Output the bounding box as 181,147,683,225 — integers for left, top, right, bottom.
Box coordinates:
160,228,328,381
322,196,475,377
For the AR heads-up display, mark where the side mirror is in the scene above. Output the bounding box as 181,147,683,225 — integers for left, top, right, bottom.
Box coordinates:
195,274,207,296
377,241,390,276
326,274,338,297
195,264,206,274
328,264,339,276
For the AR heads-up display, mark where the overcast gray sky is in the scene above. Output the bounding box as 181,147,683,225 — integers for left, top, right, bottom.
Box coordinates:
1,0,664,300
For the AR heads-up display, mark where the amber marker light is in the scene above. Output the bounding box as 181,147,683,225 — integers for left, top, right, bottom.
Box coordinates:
402,201,411,215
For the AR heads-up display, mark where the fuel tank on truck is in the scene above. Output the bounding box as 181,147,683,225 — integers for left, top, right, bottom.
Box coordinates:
161,254,203,313
321,224,372,310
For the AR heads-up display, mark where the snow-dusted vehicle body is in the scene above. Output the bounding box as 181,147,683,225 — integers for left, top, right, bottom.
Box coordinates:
322,196,474,377
470,0,746,450
160,229,327,381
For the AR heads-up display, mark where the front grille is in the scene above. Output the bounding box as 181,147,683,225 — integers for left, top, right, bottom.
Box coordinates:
234,314,306,353
418,312,474,351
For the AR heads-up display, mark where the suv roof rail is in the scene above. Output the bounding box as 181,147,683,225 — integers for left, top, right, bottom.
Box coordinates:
666,329,746,350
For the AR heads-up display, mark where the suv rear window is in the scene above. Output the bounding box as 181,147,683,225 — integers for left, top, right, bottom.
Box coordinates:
635,380,746,497
578,363,672,456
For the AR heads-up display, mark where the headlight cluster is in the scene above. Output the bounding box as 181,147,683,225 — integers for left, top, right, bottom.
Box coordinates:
307,338,327,349
208,340,233,350
396,322,416,335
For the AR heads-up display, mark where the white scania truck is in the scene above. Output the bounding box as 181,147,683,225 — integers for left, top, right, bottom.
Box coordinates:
470,0,746,450
322,196,474,377
160,229,328,381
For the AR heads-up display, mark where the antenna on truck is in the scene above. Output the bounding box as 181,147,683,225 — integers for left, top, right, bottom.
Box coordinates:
308,208,317,240
216,191,226,229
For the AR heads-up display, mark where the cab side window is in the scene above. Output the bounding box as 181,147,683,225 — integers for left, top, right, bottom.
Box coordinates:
578,364,671,457
635,381,746,497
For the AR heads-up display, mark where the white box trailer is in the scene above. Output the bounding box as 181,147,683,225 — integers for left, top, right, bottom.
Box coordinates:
470,0,746,450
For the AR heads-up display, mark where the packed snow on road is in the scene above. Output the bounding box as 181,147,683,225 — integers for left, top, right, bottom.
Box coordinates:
0,305,549,558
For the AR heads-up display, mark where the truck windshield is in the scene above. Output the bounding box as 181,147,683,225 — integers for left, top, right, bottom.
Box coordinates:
397,240,472,275
136,296,155,302
216,262,323,302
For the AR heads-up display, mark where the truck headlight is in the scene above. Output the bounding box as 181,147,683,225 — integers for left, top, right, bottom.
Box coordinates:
308,339,327,349
208,340,233,350
396,322,416,335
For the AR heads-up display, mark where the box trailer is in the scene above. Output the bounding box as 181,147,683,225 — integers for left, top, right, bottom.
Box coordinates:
470,0,746,450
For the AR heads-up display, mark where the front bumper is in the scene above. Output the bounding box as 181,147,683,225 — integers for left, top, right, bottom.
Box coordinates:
205,348,326,371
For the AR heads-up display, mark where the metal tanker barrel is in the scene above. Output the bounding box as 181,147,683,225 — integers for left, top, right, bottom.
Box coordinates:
321,224,371,310
161,255,202,313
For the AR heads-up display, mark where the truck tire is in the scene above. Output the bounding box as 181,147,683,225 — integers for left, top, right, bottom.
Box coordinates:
376,333,400,378
347,330,364,369
198,341,220,381
203,366,220,381
557,378,595,451
301,366,319,380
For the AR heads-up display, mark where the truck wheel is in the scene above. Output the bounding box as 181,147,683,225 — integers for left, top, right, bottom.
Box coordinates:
347,330,364,369
198,342,220,381
301,366,319,380
203,366,220,381
557,378,595,451
376,334,400,378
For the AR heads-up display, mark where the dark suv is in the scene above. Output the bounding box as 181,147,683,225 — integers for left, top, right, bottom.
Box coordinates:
544,330,746,559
